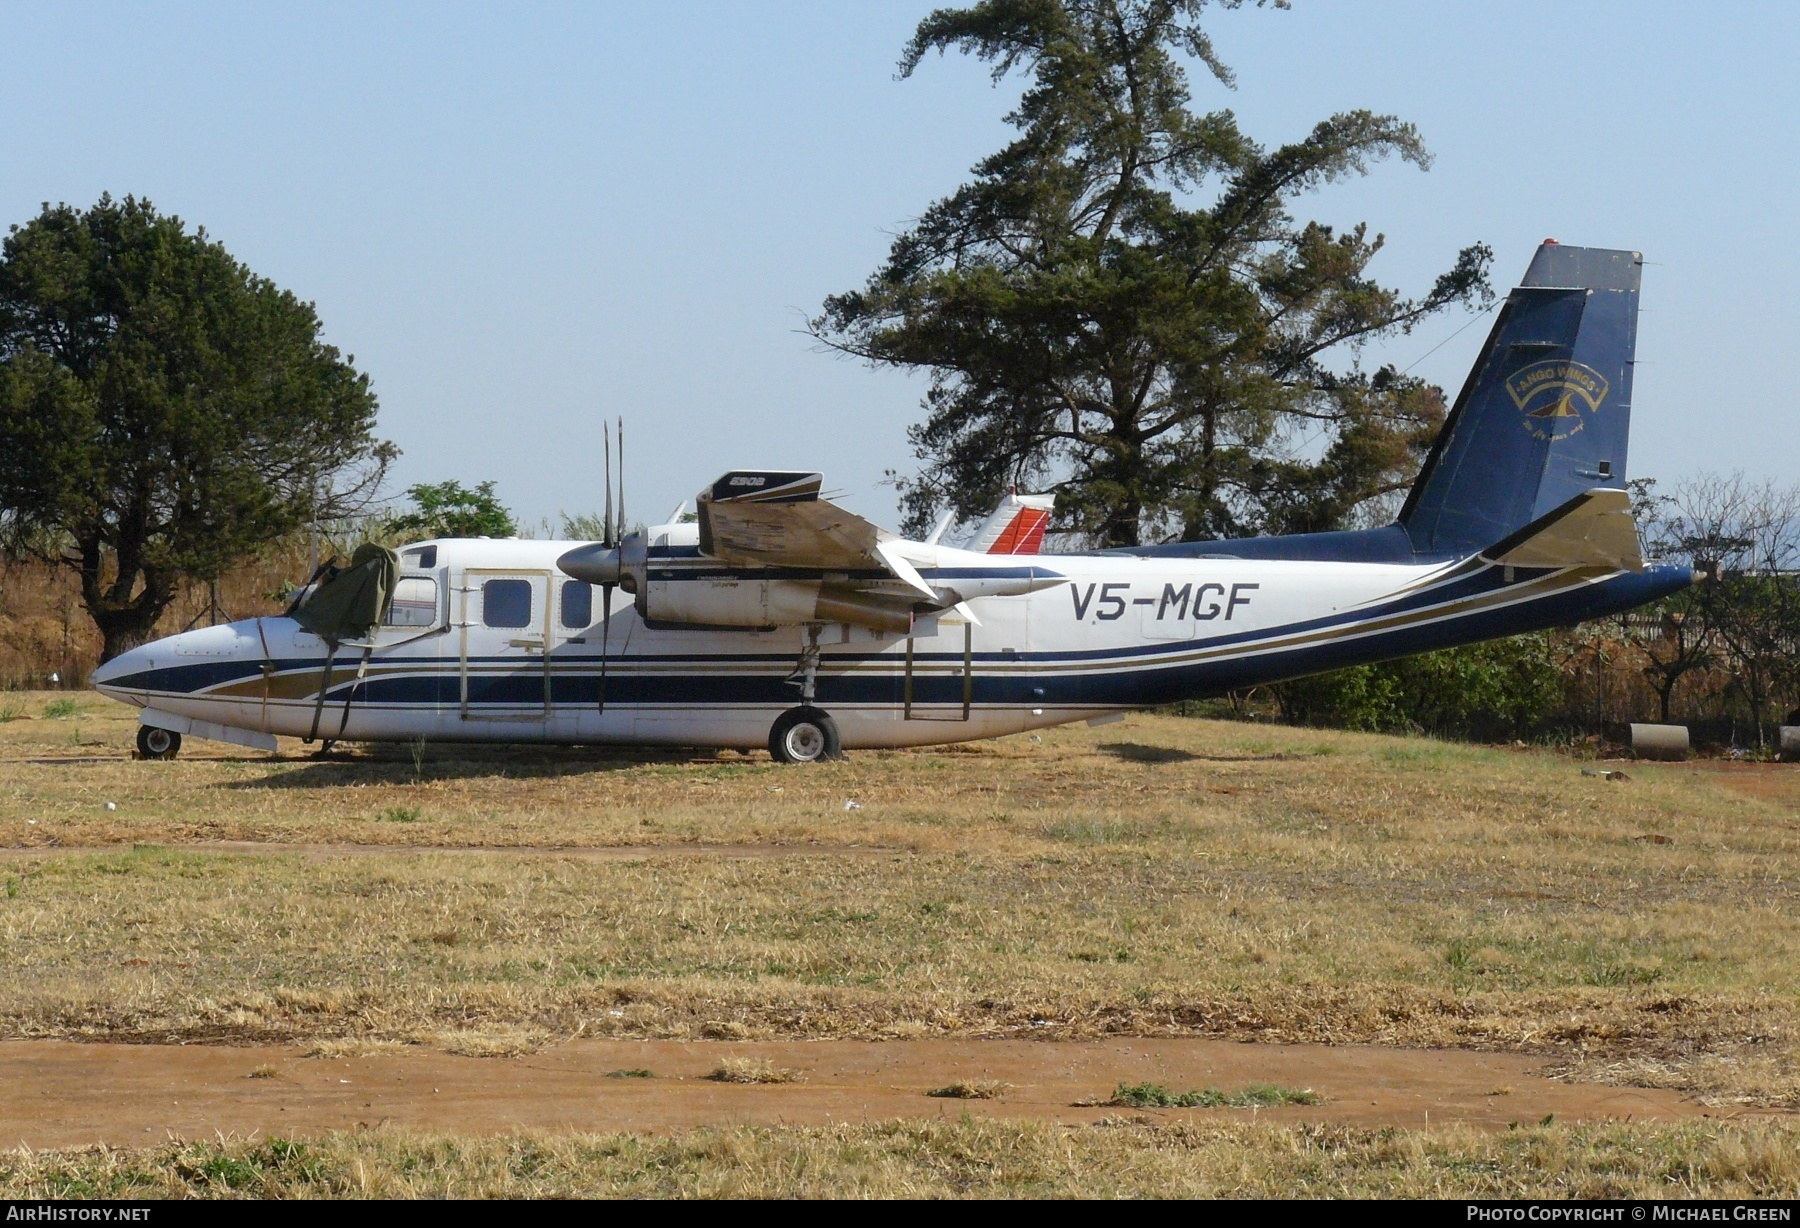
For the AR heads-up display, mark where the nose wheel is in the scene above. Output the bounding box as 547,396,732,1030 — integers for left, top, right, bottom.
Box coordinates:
769,707,842,764
136,725,182,760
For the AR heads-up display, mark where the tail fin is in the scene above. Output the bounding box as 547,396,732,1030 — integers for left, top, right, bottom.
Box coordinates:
963,491,1055,554
1400,243,1642,556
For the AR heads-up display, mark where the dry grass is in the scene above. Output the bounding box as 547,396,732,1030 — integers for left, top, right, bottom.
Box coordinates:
706,1058,797,1085
925,1080,1008,1100
1106,1082,1321,1109
4,1118,1800,1198
1,696,1799,1111
303,1038,411,1060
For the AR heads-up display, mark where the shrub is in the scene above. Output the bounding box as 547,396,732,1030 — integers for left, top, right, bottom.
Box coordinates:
1275,634,1565,740
1107,1081,1320,1108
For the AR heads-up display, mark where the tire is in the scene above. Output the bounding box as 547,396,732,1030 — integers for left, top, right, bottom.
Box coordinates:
137,725,181,760
768,707,842,764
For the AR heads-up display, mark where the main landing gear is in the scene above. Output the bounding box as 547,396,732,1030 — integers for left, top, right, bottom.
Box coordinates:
769,706,842,764
770,625,843,763
137,725,181,760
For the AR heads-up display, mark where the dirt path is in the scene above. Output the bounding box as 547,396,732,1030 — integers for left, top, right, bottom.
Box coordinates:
0,1038,1724,1148
0,841,901,860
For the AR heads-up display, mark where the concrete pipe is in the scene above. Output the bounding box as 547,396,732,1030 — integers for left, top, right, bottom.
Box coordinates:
1780,726,1800,764
1630,723,1690,762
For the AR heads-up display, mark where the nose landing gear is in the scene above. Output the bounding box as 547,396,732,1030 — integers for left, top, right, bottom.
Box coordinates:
136,725,182,760
769,707,842,764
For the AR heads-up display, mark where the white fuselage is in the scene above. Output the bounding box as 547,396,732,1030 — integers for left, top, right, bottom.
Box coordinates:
90,532,1638,752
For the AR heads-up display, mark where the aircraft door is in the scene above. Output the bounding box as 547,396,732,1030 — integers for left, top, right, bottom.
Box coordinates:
902,612,974,723
547,576,611,712
370,571,448,716
458,569,552,722
1017,586,1043,732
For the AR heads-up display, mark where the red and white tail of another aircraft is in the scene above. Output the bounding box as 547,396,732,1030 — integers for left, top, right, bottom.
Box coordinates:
962,492,1055,555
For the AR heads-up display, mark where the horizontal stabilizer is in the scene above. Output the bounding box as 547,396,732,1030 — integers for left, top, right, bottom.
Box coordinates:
1480,488,1643,573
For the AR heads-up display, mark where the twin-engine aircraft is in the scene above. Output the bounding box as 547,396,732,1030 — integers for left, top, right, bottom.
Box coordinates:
93,243,1692,763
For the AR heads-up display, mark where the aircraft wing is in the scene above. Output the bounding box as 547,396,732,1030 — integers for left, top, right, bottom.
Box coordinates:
697,471,890,571
693,471,1056,609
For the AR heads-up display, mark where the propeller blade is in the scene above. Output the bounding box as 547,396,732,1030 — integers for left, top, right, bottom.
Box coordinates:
598,582,611,713
603,425,614,547
599,415,623,712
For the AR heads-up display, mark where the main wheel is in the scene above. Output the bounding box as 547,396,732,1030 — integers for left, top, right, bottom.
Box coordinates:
136,725,181,760
768,707,842,764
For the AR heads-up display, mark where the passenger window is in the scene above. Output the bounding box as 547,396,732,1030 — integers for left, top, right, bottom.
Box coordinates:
402,545,437,570
561,580,593,629
482,579,533,628
384,576,440,628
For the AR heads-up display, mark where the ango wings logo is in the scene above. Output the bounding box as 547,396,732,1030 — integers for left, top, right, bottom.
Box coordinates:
1505,360,1610,440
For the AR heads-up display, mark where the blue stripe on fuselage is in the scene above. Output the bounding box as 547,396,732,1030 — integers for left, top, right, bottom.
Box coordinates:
1032,564,1688,705
101,565,1687,711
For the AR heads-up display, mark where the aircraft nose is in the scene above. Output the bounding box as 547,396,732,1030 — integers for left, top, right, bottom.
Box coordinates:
90,645,151,698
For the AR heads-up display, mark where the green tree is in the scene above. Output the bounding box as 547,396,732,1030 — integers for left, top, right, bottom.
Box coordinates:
1632,589,1717,725
1710,573,1800,745
386,480,517,541
813,0,1489,544
1648,473,1800,744
1626,479,1720,724
0,195,392,661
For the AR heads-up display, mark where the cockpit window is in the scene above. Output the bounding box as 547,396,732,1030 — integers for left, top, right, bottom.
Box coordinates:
482,578,533,628
403,545,438,570
384,576,440,628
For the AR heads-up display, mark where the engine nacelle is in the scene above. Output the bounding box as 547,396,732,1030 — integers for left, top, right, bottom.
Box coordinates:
559,530,1061,636
639,578,915,635
641,577,819,628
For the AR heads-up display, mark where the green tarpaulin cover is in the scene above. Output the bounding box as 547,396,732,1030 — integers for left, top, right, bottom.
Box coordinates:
292,543,399,644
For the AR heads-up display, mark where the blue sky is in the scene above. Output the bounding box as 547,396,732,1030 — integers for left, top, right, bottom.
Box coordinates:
2,2,1794,530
